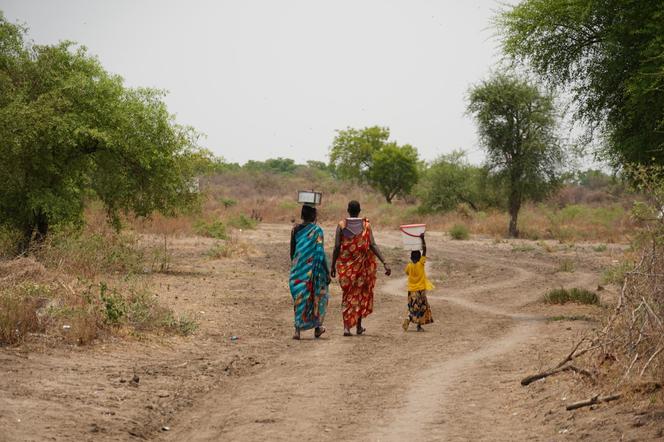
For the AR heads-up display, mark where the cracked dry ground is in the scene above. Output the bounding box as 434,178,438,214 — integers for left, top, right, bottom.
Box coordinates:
2,224,663,441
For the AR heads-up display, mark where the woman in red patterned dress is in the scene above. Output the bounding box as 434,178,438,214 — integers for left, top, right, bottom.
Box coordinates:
331,200,391,336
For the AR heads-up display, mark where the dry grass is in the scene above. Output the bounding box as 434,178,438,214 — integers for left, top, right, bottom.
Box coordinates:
0,229,197,347
120,170,635,244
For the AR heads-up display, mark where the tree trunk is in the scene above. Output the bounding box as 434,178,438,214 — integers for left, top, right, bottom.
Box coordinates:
35,212,49,243
18,223,34,255
385,194,393,204
508,191,521,238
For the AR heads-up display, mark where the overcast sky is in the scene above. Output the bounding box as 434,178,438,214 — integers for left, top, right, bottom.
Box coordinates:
1,0,516,165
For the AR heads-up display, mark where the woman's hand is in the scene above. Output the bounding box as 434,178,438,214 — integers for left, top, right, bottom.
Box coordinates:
384,264,392,276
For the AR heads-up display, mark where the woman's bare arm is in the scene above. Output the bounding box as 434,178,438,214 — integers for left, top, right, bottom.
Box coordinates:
331,225,341,277
369,230,391,275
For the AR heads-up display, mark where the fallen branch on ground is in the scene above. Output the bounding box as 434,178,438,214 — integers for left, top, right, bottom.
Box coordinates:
565,394,622,411
521,364,594,386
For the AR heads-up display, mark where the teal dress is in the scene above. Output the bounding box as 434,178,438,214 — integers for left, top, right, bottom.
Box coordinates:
289,223,330,330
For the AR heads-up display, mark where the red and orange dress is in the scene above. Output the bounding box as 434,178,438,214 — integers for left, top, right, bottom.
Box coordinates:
336,218,378,329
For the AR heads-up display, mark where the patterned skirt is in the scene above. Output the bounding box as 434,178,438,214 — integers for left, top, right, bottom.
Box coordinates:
406,290,433,325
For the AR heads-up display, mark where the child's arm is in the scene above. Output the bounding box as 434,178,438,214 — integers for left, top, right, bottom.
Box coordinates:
420,233,427,257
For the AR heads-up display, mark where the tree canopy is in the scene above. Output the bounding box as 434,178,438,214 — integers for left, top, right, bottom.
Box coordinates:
418,151,504,213
0,13,199,250
329,126,419,203
499,0,664,167
329,126,390,182
467,74,563,237
369,143,419,203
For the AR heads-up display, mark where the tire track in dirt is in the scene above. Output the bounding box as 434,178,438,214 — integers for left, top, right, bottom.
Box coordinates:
369,242,598,441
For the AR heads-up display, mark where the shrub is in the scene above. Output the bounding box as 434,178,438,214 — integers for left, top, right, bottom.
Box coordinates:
542,288,599,305
194,219,228,239
125,289,173,331
601,261,633,285
449,224,469,240
593,244,608,252
206,236,252,259
227,214,257,230
220,198,237,208
37,228,144,278
164,312,198,336
98,282,127,325
0,287,43,345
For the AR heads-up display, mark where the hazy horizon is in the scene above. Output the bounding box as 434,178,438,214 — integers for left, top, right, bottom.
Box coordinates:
2,0,517,165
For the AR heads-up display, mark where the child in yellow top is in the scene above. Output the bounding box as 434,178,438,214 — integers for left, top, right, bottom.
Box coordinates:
403,233,434,332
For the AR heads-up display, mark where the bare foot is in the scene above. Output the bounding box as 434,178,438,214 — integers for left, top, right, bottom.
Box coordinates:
343,328,352,336
314,326,326,338
292,327,300,340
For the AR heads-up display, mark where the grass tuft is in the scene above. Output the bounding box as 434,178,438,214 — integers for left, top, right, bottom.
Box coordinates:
601,261,633,285
546,315,593,322
557,258,576,273
542,287,599,305
449,224,469,240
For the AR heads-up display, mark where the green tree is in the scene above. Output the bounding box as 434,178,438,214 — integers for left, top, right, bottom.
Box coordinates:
498,0,664,167
189,149,239,175
419,151,485,213
328,126,390,182
244,157,297,174
467,74,563,237
369,143,419,203
0,14,199,251
329,126,420,203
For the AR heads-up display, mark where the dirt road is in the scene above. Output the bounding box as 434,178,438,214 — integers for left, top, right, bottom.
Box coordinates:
5,224,653,441
160,228,600,441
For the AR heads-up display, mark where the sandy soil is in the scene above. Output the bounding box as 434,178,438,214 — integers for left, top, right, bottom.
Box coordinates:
1,224,663,441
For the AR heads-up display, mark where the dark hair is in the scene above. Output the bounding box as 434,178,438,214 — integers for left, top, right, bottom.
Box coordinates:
347,200,361,217
301,204,317,222
410,250,421,262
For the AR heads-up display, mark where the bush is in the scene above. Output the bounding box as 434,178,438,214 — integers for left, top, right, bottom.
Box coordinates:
98,282,127,325
227,214,257,230
37,229,144,278
206,236,251,259
449,224,469,240
542,288,599,305
220,198,237,208
0,271,198,346
0,285,44,345
194,219,228,239
601,261,633,285
164,312,198,336
593,244,608,252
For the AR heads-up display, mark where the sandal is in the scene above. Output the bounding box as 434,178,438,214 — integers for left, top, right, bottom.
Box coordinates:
314,326,326,338
343,328,352,337
356,326,366,335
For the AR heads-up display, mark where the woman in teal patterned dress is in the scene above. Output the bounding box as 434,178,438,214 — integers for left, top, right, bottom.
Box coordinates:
289,205,331,340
